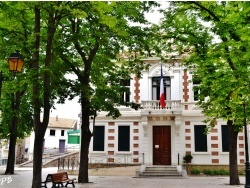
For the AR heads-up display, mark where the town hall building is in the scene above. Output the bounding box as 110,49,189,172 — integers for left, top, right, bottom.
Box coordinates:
87,56,246,167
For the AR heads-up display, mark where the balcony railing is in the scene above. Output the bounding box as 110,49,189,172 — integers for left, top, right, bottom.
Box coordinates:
141,100,181,110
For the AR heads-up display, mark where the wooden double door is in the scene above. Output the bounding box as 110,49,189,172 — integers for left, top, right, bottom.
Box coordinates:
153,126,171,165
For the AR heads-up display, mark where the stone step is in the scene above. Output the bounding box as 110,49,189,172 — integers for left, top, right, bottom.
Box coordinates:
143,171,180,175
139,165,184,178
142,173,180,176
145,167,177,171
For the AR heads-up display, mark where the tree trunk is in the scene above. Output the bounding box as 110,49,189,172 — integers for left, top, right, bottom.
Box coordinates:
78,126,91,183
78,95,92,183
5,120,17,174
228,120,240,185
5,93,19,174
32,128,45,188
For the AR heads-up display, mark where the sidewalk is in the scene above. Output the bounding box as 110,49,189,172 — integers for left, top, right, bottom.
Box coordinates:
0,166,245,188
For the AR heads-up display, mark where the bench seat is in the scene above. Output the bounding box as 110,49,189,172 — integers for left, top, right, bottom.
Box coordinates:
52,172,76,187
42,172,76,188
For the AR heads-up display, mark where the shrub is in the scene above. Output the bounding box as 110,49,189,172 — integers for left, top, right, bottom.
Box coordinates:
203,169,213,175
203,169,229,175
191,168,201,175
183,154,193,163
215,169,229,175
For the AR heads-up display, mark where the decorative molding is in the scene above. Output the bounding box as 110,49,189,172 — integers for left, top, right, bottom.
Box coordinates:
148,64,175,78
175,115,182,127
175,115,182,136
141,116,148,137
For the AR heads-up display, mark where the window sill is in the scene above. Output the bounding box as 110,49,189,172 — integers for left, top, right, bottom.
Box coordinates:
220,152,229,155
90,151,106,155
193,152,209,155
115,152,132,155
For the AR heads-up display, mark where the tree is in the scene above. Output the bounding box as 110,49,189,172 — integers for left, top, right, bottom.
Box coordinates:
31,2,70,187
159,1,250,185
0,76,33,175
0,2,34,175
55,1,158,183
0,1,157,185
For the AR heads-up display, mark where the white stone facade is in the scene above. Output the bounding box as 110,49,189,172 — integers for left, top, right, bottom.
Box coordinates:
88,57,247,166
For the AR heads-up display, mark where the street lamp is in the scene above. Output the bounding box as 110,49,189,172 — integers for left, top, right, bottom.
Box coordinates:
0,51,24,104
243,101,250,188
4,51,24,174
8,51,24,73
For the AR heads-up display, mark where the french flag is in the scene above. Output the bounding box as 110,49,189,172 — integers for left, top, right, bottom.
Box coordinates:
160,64,166,108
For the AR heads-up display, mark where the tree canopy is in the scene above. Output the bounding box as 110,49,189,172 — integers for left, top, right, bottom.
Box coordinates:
159,1,250,185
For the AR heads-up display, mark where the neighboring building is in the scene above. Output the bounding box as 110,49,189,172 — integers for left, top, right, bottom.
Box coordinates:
86,57,246,166
0,140,9,166
27,116,78,160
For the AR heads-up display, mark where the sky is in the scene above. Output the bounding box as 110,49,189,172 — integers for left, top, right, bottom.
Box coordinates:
50,97,81,120
50,2,166,120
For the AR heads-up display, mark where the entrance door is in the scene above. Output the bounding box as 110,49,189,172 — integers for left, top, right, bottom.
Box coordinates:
59,140,65,153
153,126,171,165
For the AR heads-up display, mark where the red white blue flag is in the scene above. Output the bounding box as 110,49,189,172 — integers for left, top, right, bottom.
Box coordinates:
160,64,166,108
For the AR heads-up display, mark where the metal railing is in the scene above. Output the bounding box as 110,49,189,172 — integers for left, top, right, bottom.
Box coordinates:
58,153,144,171
41,146,80,166
43,145,80,156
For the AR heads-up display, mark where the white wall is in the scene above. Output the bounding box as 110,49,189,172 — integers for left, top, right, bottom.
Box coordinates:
44,128,68,149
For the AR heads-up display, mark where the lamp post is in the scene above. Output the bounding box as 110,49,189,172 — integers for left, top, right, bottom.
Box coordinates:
243,101,250,188
4,50,24,174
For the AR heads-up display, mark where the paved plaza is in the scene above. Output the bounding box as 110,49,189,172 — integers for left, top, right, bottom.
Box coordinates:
0,166,246,188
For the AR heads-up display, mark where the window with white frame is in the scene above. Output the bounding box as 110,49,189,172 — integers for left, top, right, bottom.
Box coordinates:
152,76,171,100
221,125,229,152
118,126,130,151
192,76,201,101
120,79,130,103
194,125,207,152
93,126,105,151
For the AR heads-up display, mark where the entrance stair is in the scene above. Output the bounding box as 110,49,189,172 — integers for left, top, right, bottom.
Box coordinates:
138,165,185,178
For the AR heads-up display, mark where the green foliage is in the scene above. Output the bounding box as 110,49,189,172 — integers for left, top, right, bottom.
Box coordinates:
183,154,193,163
203,169,213,175
191,168,201,175
159,3,248,183
0,0,158,183
159,2,250,131
203,169,229,175
54,1,157,119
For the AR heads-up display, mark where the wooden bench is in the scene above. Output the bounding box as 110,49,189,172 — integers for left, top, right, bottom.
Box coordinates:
51,172,76,187
41,174,52,188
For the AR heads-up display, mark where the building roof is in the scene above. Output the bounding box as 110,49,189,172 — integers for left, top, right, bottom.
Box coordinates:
48,116,77,129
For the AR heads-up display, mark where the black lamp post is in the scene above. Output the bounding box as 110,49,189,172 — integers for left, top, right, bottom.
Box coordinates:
243,101,250,188
4,51,24,174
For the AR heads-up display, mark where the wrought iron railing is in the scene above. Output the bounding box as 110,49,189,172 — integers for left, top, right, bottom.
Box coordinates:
57,153,144,171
